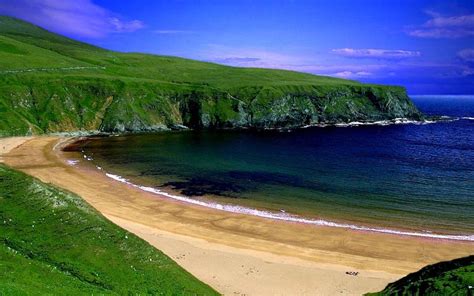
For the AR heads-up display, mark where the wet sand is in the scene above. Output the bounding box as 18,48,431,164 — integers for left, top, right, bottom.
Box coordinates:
2,136,473,295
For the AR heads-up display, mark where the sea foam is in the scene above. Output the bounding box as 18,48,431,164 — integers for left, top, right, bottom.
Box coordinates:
306,117,452,128
104,173,474,242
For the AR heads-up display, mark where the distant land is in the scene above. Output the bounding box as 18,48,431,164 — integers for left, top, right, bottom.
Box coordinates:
0,16,422,136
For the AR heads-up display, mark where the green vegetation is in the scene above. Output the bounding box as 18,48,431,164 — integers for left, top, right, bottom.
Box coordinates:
368,255,474,296
0,16,422,136
0,164,217,295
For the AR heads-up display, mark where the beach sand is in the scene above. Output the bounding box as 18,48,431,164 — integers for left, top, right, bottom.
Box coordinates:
2,136,473,295
0,136,32,163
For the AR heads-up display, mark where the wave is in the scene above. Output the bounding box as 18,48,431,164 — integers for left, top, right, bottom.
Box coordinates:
104,172,474,242
303,117,451,129
461,117,474,121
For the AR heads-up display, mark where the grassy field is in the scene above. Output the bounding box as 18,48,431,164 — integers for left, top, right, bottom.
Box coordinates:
0,164,217,295
0,15,361,93
0,16,421,135
0,15,355,87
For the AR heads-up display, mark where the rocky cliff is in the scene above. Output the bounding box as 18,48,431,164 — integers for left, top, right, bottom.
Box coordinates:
0,75,422,136
0,16,422,136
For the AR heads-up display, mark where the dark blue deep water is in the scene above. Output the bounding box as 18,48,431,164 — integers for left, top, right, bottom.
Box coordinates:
81,95,474,238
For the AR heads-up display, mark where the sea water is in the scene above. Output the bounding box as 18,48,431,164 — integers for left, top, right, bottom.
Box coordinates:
78,95,474,240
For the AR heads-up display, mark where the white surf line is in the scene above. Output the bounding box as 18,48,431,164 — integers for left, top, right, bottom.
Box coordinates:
104,172,474,242
301,117,458,129
52,137,79,152
0,66,106,74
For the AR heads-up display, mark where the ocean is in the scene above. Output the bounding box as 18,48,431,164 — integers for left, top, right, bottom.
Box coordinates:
77,95,474,241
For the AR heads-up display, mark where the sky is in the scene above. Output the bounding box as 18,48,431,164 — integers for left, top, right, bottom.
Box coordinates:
0,0,473,94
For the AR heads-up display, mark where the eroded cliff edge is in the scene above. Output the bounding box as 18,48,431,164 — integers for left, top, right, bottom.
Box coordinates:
0,76,421,135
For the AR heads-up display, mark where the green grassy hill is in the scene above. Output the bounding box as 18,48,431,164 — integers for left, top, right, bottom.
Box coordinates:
0,164,217,295
368,255,474,296
0,16,422,136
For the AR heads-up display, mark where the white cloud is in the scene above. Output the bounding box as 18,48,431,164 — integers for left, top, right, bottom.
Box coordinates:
153,30,193,34
297,62,473,79
355,71,372,76
197,44,472,81
109,17,144,33
331,71,372,78
0,0,145,38
199,44,311,69
425,11,474,28
212,57,261,64
462,68,474,76
409,28,474,38
408,11,474,39
458,48,474,62
332,71,352,78
332,48,421,59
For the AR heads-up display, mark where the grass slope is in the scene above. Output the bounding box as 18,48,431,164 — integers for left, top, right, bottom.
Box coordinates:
0,15,358,90
0,16,421,135
0,16,352,86
368,255,474,296
0,164,217,295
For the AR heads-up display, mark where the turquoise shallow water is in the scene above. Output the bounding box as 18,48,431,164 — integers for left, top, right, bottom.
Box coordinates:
79,96,474,238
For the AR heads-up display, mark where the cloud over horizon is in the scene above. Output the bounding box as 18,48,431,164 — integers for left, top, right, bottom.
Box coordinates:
200,44,312,69
458,48,474,62
153,30,193,35
198,44,471,83
331,48,421,59
0,0,144,38
331,71,372,78
408,10,474,38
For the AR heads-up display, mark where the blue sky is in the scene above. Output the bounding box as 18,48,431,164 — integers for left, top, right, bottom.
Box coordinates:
0,0,473,94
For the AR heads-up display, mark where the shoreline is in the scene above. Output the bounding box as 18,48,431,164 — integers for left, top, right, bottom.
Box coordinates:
73,134,473,241
101,170,473,242
41,113,465,139
2,136,473,295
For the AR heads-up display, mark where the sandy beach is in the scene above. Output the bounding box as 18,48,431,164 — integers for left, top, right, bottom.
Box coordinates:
1,136,473,295
0,137,32,163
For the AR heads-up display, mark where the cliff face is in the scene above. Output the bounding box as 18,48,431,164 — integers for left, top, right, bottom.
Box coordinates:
0,76,421,136
0,16,422,136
